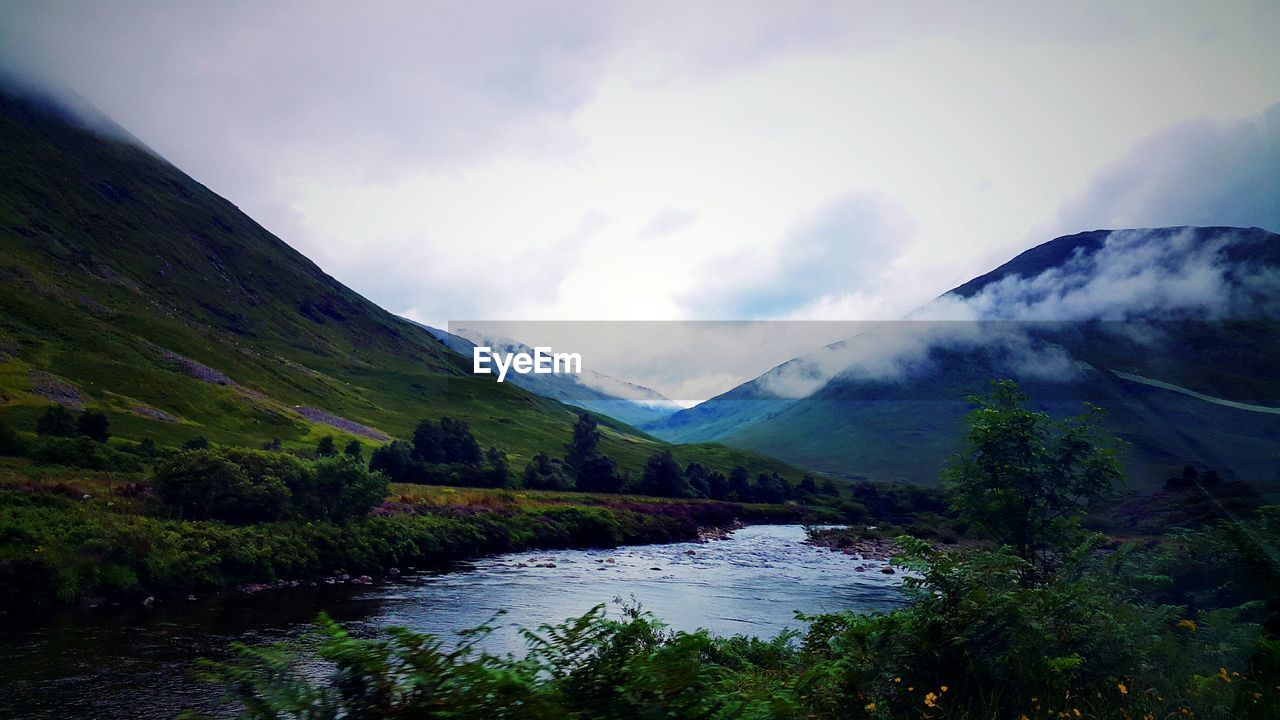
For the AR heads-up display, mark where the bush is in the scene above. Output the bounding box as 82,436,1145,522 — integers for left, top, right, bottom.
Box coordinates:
35,405,76,437
637,451,685,497
369,440,414,482
315,435,337,457
27,436,141,471
152,448,389,524
0,422,26,456
523,453,573,490
76,409,110,442
301,456,389,522
153,448,298,523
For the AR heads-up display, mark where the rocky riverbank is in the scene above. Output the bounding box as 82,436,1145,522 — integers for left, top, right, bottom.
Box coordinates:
803,525,903,572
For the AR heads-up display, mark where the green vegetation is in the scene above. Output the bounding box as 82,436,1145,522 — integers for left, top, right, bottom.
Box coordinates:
360,410,842,503
0,403,822,613
0,452,804,613
193,381,1280,719
0,88,815,489
190,511,1280,720
151,447,386,523
943,380,1122,567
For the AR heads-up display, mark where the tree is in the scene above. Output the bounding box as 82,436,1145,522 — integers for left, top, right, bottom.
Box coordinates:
577,454,623,493
819,478,840,496
315,435,337,457
302,456,389,521
523,452,573,490
684,462,710,497
753,472,786,504
728,466,752,502
706,471,729,500
262,438,282,452
184,435,210,451
35,406,76,438
943,380,1122,566
484,446,511,487
796,474,818,499
153,447,299,523
411,419,444,463
439,417,482,465
76,409,110,442
563,412,621,492
370,440,414,483
413,418,482,465
565,412,601,471
640,451,685,497
344,440,363,460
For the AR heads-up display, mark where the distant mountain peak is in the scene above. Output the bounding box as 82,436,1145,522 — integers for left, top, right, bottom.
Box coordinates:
648,226,1280,487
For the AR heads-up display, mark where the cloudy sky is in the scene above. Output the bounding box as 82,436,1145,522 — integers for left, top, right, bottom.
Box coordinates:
2,1,1278,334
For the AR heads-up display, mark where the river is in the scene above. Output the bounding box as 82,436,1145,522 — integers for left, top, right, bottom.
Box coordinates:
0,524,906,719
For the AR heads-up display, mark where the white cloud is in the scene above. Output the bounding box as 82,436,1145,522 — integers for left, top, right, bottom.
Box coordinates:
1,0,1278,336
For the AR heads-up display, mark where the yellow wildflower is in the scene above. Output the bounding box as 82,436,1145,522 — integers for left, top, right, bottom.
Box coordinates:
1118,683,1128,695
924,692,938,708
940,685,948,693
865,702,876,711
1219,667,1232,683
1176,619,1198,632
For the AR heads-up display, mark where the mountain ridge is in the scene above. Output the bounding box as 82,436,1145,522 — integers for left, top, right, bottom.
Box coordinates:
0,83,808,482
647,226,1280,486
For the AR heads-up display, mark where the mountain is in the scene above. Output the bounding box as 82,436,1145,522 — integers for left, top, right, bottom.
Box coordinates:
646,227,1280,488
404,321,683,427
0,85,804,481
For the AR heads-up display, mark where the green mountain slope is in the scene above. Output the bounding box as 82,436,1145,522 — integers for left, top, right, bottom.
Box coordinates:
0,87,801,481
648,228,1280,488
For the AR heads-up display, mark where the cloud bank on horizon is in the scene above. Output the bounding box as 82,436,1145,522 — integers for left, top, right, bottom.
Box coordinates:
754,227,1280,400
1,1,1277,336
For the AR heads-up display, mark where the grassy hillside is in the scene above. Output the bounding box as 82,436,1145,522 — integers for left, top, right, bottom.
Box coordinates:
648,228,1280,488
0,87,805,483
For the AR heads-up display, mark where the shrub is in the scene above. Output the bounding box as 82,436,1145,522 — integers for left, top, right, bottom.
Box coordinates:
944,380,1122,566
35,405,76,437
0,422,25,456
369,440,414,482
637,451,685,497
521,453,572,491
27,436,141,471
300,456,389,521
76,409,110,442
153,448,297,523
576,454,623,494
314,435,337,457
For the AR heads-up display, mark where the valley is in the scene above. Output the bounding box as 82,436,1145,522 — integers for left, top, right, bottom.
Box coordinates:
0,61,1277,720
